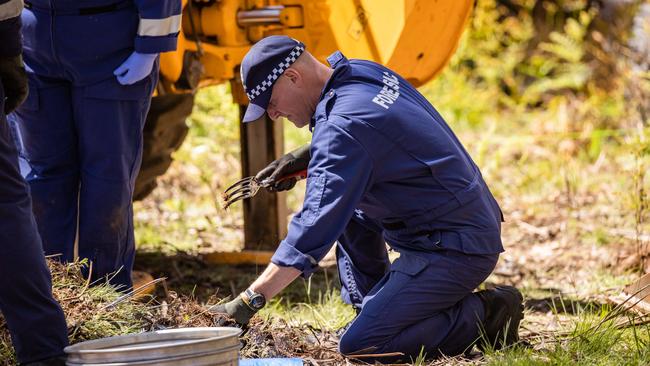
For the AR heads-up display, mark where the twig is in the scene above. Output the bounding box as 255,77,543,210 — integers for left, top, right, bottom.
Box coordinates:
345,351,405,359
101,277,167,310
59,263,93,301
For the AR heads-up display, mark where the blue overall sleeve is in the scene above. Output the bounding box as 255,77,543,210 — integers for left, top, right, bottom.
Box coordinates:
0,0,22,57
271,116,374,277
133,0,181,53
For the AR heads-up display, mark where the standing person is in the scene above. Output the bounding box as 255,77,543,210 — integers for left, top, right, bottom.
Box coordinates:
1,0,68,364
9,0,181,290
211,36,524,362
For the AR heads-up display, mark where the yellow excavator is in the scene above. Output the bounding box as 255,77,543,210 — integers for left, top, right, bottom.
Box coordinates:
134,0,474,260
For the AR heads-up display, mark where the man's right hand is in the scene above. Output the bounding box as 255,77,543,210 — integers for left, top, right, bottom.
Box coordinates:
255,143,310,192
208,295,258,326
0,55,28,114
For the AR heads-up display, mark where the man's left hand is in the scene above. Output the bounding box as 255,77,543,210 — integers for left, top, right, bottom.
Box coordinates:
0,55,28,114
208,295,258,326
113,52,157,85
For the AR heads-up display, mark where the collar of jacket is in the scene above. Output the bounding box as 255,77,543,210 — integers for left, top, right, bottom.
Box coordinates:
309,51,350,132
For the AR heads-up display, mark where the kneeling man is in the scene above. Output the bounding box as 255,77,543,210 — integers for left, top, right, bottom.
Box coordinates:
212,36,523,362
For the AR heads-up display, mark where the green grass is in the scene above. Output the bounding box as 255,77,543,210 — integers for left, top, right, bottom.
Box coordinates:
484,315,650,366
0,261,152,366
262,288,356,331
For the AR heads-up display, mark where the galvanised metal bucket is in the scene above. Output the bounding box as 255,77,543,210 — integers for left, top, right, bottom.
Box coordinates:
64,327,241,365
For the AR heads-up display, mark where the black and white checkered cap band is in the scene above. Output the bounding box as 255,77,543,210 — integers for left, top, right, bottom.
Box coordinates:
245,44,306,101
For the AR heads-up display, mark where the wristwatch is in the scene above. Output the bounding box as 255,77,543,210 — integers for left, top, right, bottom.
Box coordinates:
242,288,266,311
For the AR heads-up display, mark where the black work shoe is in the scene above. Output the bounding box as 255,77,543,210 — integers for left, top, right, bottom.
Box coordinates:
21,356,67,366
475,285,524,351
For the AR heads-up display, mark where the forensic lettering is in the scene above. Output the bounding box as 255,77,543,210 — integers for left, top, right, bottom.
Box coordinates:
372,71,400,109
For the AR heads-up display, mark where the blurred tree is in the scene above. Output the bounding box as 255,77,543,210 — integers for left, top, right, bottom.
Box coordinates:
493,0,646,91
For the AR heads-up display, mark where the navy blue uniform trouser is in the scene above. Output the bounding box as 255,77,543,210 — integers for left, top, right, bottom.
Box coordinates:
9,5,157,290
0,81,69,364
10,73,153,290
336,213,498,362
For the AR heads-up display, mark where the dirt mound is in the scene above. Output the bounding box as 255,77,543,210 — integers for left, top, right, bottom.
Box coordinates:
0,261,345,366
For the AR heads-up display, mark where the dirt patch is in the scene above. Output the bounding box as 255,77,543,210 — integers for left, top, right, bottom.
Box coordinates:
0,261,347,366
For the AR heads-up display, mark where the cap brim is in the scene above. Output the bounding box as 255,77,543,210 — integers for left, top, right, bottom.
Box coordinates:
242,84,273,123
242,102,267,123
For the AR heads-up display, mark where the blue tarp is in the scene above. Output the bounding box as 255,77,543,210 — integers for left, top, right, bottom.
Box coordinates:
239,358,303,366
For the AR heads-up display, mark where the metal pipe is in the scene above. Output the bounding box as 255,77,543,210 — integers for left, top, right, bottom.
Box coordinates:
237,6,283,26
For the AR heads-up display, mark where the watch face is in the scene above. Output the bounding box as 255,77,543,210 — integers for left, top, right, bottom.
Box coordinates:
249,294,266,309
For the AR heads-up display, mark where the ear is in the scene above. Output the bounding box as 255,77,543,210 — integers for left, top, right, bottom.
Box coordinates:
283,68,300,84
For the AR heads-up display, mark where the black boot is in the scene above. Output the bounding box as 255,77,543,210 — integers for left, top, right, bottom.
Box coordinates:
21,356,66,366
475,285,524,351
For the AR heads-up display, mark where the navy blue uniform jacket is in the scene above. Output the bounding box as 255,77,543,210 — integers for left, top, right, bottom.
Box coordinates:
272,52,505,277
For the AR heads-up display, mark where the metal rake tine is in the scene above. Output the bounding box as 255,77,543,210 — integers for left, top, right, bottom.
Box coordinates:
226,187,253,201
225,188,253,204
223,177,253,197
223,190,254,209
223,176,254,196
223,183,254,201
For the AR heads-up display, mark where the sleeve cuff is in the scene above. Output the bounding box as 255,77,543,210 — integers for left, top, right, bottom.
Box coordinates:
271,240,320,278
134,34,179,54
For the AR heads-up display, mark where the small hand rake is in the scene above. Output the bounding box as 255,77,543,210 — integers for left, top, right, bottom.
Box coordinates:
222,169,307,209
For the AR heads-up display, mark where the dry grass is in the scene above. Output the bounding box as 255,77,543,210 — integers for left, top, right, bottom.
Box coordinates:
0,261,345,365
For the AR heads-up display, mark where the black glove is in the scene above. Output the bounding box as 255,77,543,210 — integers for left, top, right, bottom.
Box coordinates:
255,143,310,192
208,295,258,326
0,55,28,114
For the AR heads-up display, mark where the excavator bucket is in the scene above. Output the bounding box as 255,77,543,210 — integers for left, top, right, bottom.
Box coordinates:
162,0,474,89
299,0,474,87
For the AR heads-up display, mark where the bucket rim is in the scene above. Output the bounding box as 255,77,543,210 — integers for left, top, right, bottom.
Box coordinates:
64,327,242,356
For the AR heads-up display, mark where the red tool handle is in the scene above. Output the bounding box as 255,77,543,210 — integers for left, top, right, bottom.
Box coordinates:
276,169,308,183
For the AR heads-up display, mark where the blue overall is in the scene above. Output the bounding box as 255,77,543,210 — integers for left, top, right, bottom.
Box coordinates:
0,2,69,362
8,0,180,289
270,52,505,361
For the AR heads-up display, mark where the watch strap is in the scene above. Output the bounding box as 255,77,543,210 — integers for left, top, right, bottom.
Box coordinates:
242,288,265,310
